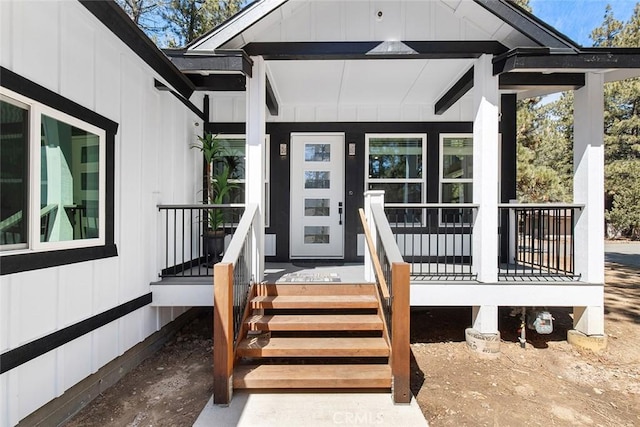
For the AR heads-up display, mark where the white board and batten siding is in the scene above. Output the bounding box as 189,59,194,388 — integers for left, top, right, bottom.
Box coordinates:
0,2,203,425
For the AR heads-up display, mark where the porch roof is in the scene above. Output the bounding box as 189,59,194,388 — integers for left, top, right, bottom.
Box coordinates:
172,0,640,118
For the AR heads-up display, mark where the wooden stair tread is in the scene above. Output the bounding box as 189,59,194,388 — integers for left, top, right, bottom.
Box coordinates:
237,336,389,357
234,364,392,389
257,283,376,296
245,314,383,331
251,295,378,309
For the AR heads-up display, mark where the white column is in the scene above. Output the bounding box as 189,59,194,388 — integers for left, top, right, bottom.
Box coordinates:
472,305,498,334
573,72,605,285
246,56,266,282
472,54,500,283
363,190,385,282
572,72,605,336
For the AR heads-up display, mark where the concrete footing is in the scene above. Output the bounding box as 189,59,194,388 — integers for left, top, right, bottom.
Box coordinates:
465,328,500,358
567,329,608,352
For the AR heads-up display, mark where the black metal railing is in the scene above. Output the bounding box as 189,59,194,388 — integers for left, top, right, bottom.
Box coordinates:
157,204,244,277
384,203,478,280
499,204,581,280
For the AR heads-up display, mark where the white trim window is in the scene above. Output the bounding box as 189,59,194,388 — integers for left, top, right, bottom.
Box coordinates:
365,134,427,204
1,89,106,252
214,135,270,227
440,134,473,223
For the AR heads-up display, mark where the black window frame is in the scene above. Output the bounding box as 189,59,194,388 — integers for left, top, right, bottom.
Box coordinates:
0,67,118,274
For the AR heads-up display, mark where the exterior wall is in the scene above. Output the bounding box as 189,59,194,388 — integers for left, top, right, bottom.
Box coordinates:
0,2,202,425
208,121,480,262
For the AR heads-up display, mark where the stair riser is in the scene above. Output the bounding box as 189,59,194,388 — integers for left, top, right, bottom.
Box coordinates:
246,323,383,332
256,284,376,296
237,349,390,358
234,379,392,389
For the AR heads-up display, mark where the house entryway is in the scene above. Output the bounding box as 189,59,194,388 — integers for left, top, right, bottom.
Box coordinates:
290,133,345,259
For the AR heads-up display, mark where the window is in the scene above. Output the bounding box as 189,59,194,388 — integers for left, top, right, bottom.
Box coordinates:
1,89,106,252
440,134,473,223
213,135,270,227
365,134,426,204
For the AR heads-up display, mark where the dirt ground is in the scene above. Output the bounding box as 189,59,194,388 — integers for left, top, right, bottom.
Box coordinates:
65,261,639,427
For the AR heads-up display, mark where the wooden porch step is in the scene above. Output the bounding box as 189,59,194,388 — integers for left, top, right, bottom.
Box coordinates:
245,314,383,332
237,336,389,358
256,283,376,296
234,364,392,389
250,294,378,309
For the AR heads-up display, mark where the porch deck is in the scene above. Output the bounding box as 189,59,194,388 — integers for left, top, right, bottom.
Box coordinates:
150,261,585,307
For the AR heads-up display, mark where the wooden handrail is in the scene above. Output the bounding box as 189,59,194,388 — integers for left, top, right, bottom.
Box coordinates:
358,208,390,299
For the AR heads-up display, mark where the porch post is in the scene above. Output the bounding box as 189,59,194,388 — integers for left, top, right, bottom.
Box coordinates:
571,72,605,340
246,56,266,282
472,54,500,283
364,190,385,282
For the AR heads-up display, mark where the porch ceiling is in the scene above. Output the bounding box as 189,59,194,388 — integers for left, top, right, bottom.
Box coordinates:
265,58,475,107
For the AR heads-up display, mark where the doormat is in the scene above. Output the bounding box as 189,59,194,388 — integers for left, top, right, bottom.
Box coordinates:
277,272,341,282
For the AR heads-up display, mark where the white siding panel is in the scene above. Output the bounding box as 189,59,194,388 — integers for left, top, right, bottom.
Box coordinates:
344,1,371,40
294,106,316,122
62,334,93,392
94,38,122,122
118,310,143,356
316,106,339,122
314,1,343,40
356,106,377,121
13,1,60,91
405,1,432,40
0,1,13,69
58,263,93,328
92,322,119,371
378,106,401,122
17,353,57,422
372,1,404,41
60,5,95,109
282,1,312,40
337,105,357,122
434,2,462,40
13,270,58,346
0,276,10,352
92,258,120,314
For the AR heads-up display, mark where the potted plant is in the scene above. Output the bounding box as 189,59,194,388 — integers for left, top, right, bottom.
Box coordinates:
191,132,238,265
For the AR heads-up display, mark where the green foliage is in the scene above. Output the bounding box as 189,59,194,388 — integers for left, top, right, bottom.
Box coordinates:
191,133,238,229
162,0,243,47
605,160,640,239
516,97,572,202
516,4,640,238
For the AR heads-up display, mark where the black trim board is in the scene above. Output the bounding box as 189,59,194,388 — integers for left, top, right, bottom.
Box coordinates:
500,94,517,263
493,48,640,74
0,293,152,374
243,41,507,60
1,245,118,275
186,74,247,91
154,79,206,121
165,50,253,77
473,0,578,50
79,1,194,99
1,67,119,274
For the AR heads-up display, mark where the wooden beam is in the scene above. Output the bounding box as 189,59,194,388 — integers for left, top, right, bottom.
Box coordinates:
165,50,253,76
391,262,411,404
435,67,474,115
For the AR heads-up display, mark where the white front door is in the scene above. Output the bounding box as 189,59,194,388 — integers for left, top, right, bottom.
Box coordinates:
290,133,344,259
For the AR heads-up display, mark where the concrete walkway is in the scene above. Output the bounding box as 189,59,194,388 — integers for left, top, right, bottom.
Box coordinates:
194,391,428,426
605,241,640,268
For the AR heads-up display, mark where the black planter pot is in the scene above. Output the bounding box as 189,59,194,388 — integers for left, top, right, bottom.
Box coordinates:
204,230,225,266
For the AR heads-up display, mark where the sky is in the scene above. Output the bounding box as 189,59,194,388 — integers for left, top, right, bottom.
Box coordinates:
529,0,638,46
